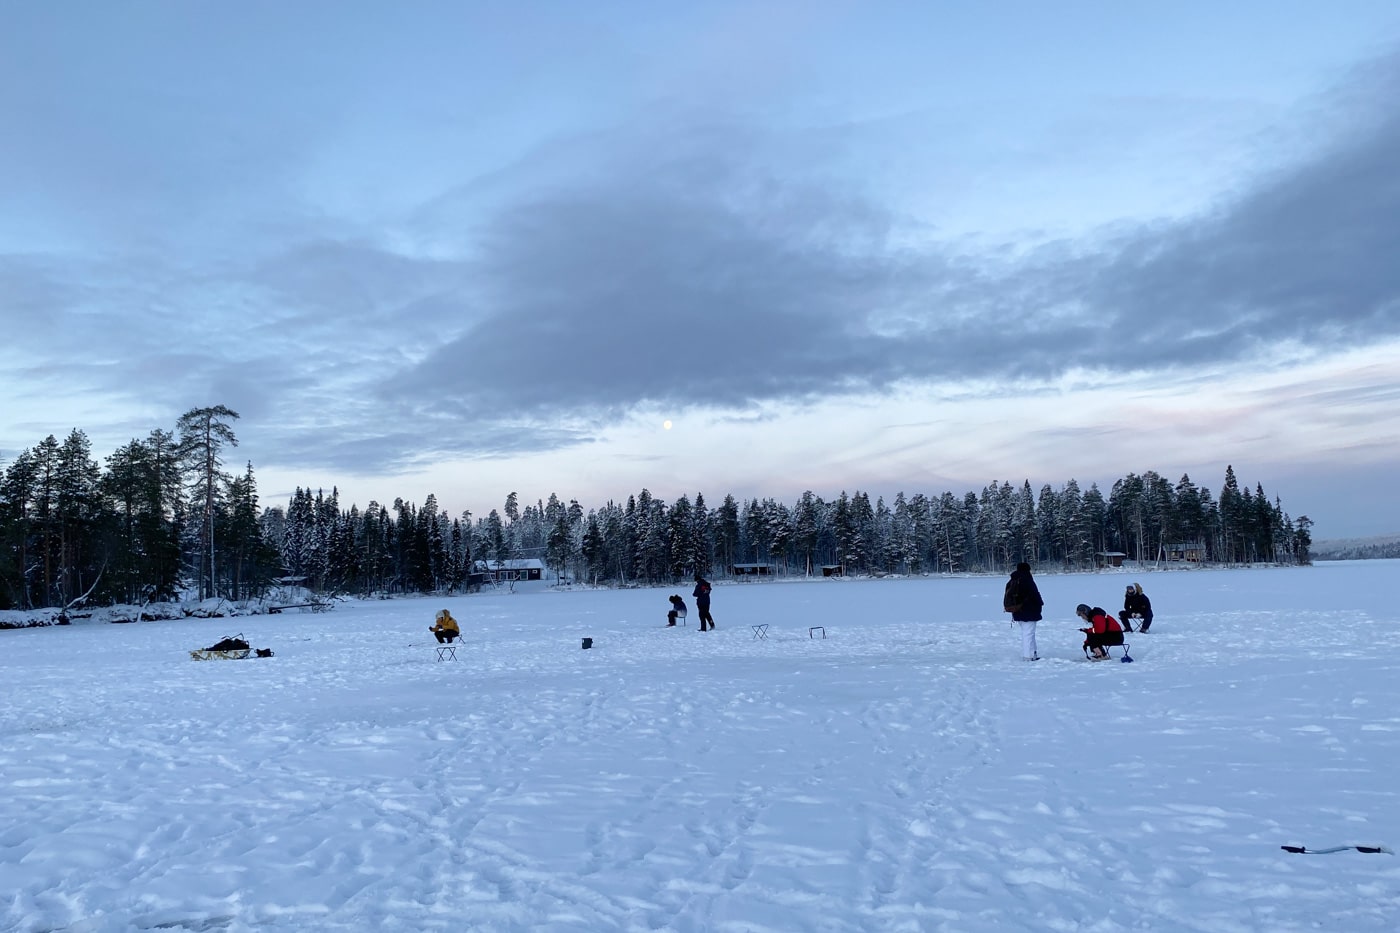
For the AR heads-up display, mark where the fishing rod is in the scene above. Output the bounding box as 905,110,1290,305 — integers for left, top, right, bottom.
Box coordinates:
1280,845,1392,855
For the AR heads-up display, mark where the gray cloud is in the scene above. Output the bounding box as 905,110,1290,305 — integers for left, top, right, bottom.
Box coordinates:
5,48,1398,481
1085,78,1400,358
372,58,1400,447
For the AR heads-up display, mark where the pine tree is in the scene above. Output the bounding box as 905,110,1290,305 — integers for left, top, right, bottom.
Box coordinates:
795,490,823,571
851,492,876,571
176,405,239,600
1174,474,1207,553
766,498,794,573
1035,484,1059,565
102,439,153,604
1109,473,1147,562
976,481,1013,570
633,490,668,583
689,493,712,579
0,449,39,609
604,501,629,583
581,514,606,585
144,429,184,600
225,462,278,600
31,435,60,605
546,514,572,582
831,492,854,573
907,493,933,574
1293,515,1314,565
1010,481,1037,565
666,494,694,580
447,518,468,591
932,491,965,572
281,489,311,580
1058,479,1093,569
1219,465,1244,563
713,495,739,576
1081,483,1108,560
887,492,916,574
52,429,103,606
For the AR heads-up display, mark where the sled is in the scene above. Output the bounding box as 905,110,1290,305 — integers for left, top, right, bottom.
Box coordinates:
190,647,252,660
191,633,252,660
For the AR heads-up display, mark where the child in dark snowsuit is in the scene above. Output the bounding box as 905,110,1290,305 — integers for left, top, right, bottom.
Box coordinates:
667,594,687,627
1077,604,1124,660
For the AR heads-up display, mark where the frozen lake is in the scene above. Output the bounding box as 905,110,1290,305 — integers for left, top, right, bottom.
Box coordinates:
3,561,1398,931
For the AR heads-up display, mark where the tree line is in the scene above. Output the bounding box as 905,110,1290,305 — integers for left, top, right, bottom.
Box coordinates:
0,406,1312,610
1313,539,1400,561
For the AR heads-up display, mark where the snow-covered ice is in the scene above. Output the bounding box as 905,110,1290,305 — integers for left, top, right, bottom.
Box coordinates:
4,561,1399,932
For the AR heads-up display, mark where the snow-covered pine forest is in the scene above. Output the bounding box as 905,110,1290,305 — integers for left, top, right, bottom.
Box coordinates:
0,407,1312,613
1313,535,1400,560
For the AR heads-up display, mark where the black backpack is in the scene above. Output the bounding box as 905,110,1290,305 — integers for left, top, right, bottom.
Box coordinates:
1004,578,1024,612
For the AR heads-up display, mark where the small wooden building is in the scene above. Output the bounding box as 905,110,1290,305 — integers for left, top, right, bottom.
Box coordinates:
475,558,545,582
1096,551,1127,568
1165,543,1205,563
732,563,776,577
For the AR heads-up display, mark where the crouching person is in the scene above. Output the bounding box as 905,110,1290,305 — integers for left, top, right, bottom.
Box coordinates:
666,594,688,627
1076,604,1124,660
1123,582,1154,633
431,609,460,644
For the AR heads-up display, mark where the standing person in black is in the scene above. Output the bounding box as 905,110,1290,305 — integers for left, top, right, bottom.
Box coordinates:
1123,582,1154,632
1003,561,1044,661
693,574,714,631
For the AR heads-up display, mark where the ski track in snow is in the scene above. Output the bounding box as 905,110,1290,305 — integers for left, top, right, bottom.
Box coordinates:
3,563,1400,931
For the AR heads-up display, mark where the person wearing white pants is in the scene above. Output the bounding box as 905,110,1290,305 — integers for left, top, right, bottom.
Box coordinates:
1018,620,1039,661
1003,562,1045,661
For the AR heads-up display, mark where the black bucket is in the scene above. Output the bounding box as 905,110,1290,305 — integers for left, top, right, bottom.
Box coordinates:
581,637,593,650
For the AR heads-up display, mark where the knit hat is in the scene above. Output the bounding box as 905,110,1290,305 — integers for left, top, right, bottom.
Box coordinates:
1076,604,1091,618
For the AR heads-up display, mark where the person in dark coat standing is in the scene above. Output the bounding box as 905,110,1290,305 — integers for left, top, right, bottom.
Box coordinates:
693,575,714,631
1003,562,1044,661
1122,582,1154,632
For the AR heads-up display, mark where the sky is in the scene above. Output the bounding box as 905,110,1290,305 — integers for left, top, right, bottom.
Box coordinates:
4,563,1400,930
3,1,1400,538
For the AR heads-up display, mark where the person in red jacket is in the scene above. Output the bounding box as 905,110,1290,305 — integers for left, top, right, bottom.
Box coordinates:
1076,604,1124,660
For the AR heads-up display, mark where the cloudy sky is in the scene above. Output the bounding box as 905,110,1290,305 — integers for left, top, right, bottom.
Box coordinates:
3,2,1399,539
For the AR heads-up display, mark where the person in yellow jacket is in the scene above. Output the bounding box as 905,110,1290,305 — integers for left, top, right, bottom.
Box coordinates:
430,609,460,644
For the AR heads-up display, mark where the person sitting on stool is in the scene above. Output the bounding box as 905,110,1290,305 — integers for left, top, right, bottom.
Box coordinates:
667,594,687,627
1076,604,1124,660
431,609,460,644
1122,582,1154,633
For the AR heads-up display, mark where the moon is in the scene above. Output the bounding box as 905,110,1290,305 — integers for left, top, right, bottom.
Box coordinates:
663,420,673,430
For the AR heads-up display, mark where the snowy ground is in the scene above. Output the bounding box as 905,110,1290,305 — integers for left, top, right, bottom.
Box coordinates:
4,561,1399,932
